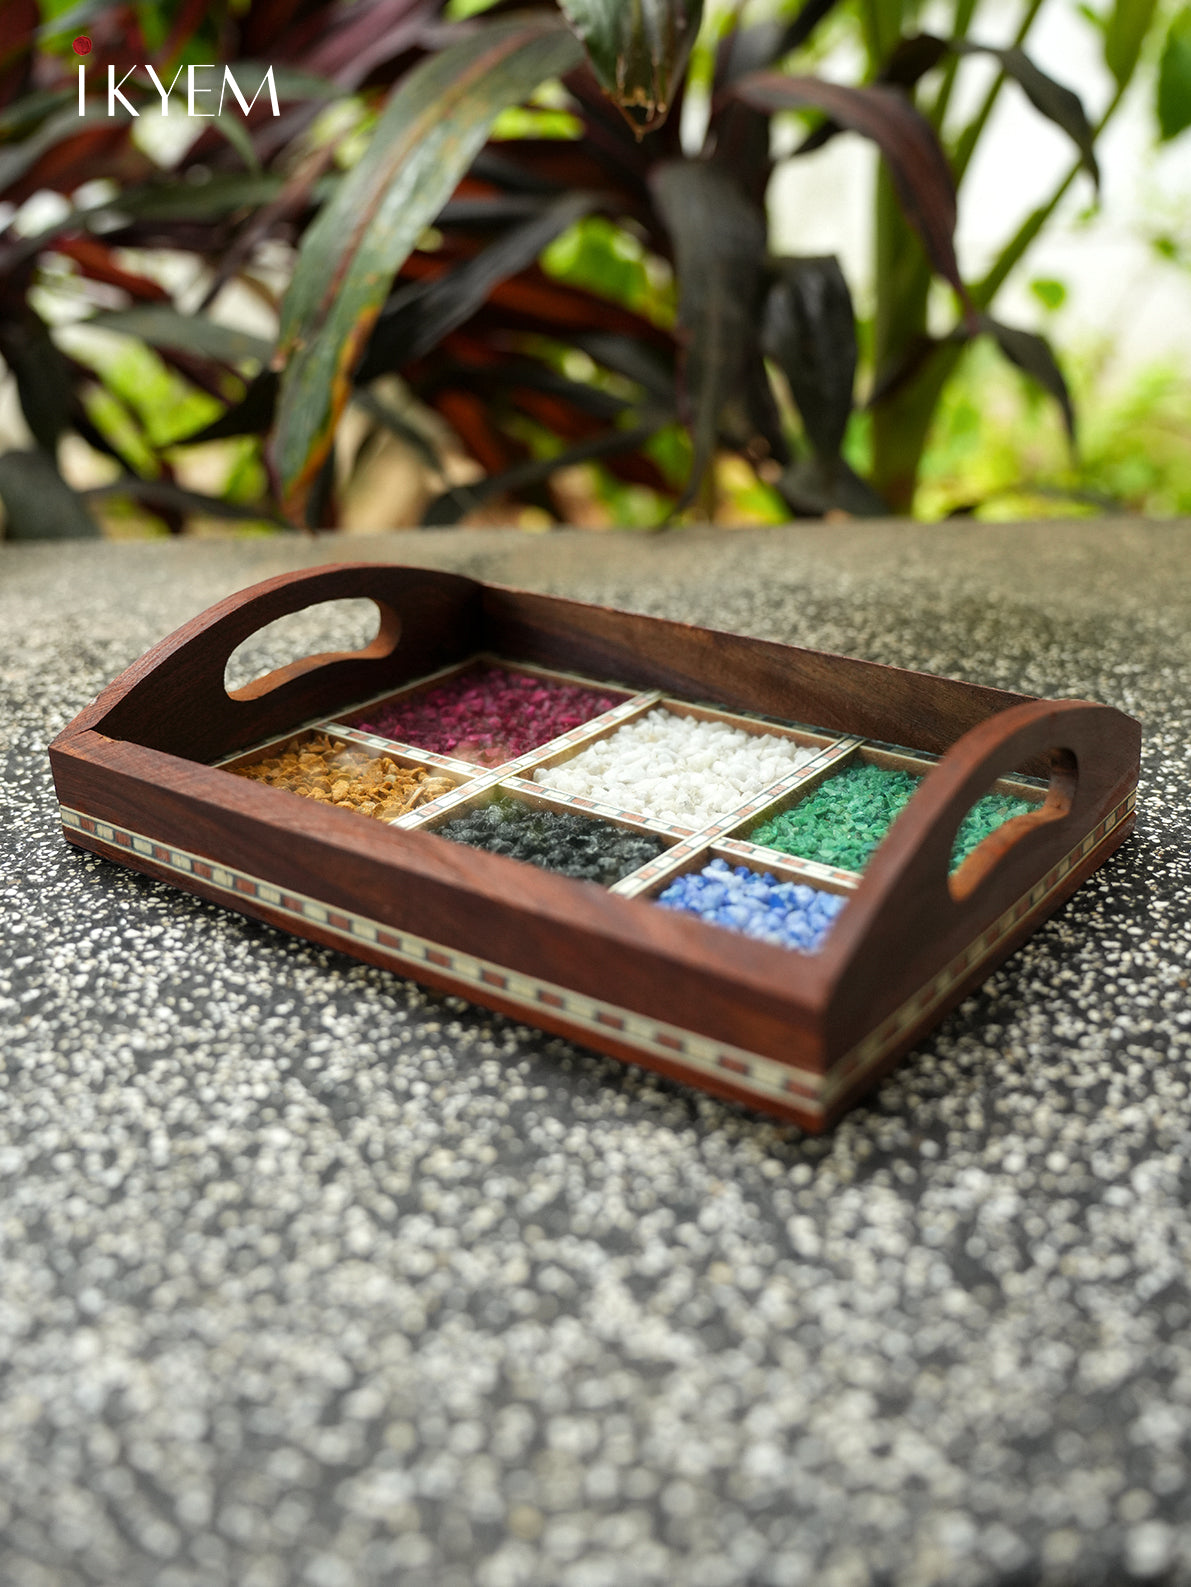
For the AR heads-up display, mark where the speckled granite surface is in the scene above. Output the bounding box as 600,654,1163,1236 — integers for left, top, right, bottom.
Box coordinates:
1,523,1189,1587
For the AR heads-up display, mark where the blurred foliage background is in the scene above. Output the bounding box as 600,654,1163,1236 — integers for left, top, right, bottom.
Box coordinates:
0,0,1188,537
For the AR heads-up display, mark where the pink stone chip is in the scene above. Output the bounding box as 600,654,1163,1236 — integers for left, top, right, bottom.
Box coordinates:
352,665,622,766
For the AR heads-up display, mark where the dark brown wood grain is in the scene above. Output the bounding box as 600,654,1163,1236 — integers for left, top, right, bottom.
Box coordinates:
49,561,1142,1129
52,731,833,1074
479,586,1047,766
820,699,1141,1057
78,564,483,763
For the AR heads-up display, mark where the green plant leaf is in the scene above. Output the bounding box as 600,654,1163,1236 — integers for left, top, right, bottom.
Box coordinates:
557,0,702,132
730,73,966,305
1157,5,1191,140
270,12,583,520
0,88,73,139
208,110,262,175
650,160,769,509
762,256,856,462
1105,0,1160,88
983,316,1075,440
113,173,298,223
1029,276,1068,311
0,449,100,539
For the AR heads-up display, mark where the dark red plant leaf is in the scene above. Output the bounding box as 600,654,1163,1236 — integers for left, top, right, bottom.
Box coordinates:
465,266,674,344
159,0,212,63
650,159,773,506
762,255,856,461
778,455,888,516
358,191,600,380
882,34,1099,184
433,388,520,475
780,0,846,55
879,33,950,88
0,0,38,108
983,315,1075,440
561,61,680,187
176,372,280,444
422,413,670,525
0,307,71,452
298,0,436,89
54,237,170,301
4,123,153,205
569,332,675,400
86,473,284,526
730,72,968,307
738,356,790,467
706,92,771,206
240,0,316,57
416,354,636,424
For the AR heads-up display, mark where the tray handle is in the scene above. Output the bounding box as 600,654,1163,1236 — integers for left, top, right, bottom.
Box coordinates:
821,697,1140,1031
75,561,483,762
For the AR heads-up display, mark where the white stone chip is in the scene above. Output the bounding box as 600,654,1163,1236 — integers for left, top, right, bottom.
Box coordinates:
532,708,820,828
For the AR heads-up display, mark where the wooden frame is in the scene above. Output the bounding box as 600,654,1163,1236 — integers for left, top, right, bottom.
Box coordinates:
49,562,1141,1130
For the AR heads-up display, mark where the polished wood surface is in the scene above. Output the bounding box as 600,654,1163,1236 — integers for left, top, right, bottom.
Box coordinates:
49,563,1141,1128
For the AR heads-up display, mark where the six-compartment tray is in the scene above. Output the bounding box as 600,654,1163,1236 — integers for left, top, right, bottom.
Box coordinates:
49,563,1141,1130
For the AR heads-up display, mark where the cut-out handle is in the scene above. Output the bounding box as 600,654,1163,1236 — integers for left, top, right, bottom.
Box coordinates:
947,747,1076,902
821,699,1141,1037
87,562,484,762
225,597,394,701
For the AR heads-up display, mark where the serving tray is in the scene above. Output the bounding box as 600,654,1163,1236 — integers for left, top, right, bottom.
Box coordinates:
49,562,1140,1130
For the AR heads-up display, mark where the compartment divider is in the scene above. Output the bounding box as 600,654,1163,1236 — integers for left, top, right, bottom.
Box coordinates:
499,776,693,840
700,736,863,839
334,690,662,780
712,838,862,893
657,696,844,751
323,724,482,777
608,839,712,899
856,741,1049,804
497,691,664,776
390,765,508,828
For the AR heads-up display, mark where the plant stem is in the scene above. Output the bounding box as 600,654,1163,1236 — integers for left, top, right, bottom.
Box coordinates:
861,0,904,74
974,82,1126,306
929,0,980,131
869,80,1127,512
860,0,885,71
951,0,1047,185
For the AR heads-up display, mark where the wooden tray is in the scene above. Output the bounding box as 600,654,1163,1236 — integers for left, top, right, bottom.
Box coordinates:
49,562,1141,1130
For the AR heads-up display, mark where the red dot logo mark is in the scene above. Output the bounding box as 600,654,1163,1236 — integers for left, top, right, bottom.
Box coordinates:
73,36,92,55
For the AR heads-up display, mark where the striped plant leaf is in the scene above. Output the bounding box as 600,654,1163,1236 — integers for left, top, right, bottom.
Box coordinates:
269,13,583,519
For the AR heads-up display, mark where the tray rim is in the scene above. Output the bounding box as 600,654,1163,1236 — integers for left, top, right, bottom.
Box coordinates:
48,561,1143,1128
